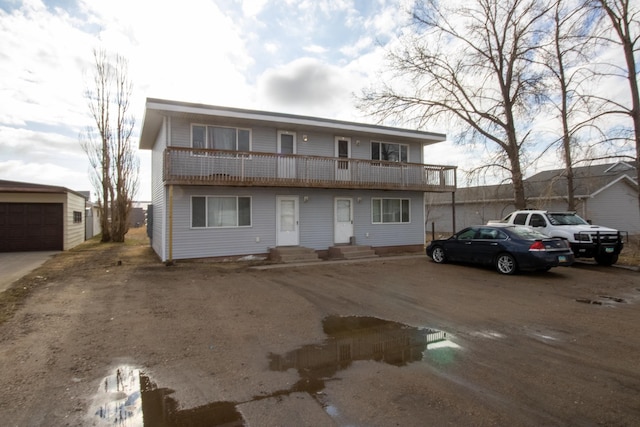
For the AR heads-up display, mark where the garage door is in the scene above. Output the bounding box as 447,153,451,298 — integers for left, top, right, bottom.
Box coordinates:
0,203,63,252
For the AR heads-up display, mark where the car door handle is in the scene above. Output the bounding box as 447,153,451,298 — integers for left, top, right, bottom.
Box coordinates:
465,242,472,245
490,242,498,245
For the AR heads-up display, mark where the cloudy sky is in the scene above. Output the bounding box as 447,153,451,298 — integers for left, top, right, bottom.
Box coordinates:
0,0,633,202
0,0,480,201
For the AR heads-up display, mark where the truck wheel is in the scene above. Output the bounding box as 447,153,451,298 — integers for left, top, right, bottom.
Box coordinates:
496,253,518,275
431,246,447,264
595,253,618,266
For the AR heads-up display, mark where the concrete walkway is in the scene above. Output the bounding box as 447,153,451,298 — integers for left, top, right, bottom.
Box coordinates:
0,252,59,293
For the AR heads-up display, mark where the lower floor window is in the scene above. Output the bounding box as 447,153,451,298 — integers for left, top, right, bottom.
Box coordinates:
192,196,251,227
372,198,410,223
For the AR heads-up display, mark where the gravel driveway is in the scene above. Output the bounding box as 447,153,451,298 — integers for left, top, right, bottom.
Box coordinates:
0,233,638,426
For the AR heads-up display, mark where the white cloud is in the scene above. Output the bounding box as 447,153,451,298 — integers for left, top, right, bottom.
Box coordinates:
340,35,374,58
241,0,269,17
304,44,328,54
0,2,95,128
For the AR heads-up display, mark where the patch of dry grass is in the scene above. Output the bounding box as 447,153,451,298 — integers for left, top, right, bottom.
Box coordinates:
0,227,153,326
619,235,640,267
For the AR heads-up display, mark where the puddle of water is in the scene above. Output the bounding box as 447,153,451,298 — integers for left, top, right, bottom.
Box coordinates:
89,365,243,426
88,365,143,426
269,316,450,378
89,317,455,426
268,316,454,421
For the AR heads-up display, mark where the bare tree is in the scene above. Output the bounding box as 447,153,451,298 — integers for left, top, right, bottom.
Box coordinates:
536,0,601,210
361,0,552,209
81,49,139,242
590,0,640,218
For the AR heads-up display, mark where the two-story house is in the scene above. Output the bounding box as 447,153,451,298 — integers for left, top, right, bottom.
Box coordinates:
139,98,456,262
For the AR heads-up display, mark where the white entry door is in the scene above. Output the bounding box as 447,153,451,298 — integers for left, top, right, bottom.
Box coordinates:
277,131,296,179
335,137,351,181
276,196,299,246
334,197,353,244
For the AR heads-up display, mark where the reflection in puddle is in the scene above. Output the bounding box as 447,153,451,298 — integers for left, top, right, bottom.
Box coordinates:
89,365,143,426
89,317,455,426
139,374,243,426
269,316,449,378
89,366,243,426
267,316,455,421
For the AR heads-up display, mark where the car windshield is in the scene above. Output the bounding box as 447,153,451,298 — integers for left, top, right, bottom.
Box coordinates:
508,226,550,240
546,213,589,225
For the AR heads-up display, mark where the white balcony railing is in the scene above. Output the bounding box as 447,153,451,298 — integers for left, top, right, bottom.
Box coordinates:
164,147,456,192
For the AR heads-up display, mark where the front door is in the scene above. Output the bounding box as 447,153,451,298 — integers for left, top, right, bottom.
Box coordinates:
334,197,353,244
335,137,351,181
277,131,296,179
276,196,299,246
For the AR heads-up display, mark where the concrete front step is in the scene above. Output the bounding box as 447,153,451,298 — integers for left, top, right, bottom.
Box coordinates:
328,245,378,260
269,246,321,263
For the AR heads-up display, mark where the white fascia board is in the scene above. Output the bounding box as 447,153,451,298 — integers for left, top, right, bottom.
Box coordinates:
591,174,638,198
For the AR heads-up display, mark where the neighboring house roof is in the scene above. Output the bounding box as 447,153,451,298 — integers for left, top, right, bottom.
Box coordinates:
0,179,88,199
139,98,447,150
428,162,638,204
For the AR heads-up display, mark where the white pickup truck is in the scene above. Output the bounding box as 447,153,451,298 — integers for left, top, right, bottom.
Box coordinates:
488,210,624,265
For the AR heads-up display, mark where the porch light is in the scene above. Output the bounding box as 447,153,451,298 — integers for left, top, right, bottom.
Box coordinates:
303,196,309,202
302,134,308,142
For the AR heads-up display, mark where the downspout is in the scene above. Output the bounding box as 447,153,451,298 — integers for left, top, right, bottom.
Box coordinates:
451,191,456,234
167,184,174,265
166,115,174,265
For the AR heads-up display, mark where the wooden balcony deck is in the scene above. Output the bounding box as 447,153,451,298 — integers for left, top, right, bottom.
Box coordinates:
163,147,457,192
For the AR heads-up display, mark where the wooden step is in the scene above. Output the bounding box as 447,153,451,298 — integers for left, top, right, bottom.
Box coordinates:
269,246,321,263
328,245,378,260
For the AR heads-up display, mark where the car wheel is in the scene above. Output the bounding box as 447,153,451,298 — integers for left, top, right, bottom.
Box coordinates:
595,253,618,266
431,246,447,264
495,253,517,275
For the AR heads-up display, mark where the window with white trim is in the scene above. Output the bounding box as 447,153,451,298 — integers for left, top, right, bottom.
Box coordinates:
371,141,408,162
191,196,251,228
372,198,410,223
191,125,251,152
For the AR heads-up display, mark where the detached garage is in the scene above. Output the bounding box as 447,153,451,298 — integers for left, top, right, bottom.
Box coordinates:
0,180,88,252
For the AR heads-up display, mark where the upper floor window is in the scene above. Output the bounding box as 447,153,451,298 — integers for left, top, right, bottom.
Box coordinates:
371,141,408,163
192,125,251,152
278,131,296,154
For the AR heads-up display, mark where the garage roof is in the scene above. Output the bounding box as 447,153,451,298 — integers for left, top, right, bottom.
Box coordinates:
0,180,88,199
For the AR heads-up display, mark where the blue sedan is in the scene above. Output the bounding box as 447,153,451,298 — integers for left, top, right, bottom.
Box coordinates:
426,225,575,274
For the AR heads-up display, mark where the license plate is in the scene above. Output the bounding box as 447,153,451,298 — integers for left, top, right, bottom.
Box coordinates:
605,247,614,253
558,255,567,262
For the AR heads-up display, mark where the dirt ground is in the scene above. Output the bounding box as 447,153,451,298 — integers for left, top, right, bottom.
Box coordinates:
1,228,639,426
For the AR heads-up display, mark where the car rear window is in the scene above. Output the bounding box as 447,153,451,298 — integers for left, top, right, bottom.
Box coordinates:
509,227,549,240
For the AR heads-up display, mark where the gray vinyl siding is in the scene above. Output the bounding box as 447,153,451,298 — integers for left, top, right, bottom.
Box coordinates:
164,186,425,260
168,187,274,260
426,179,640,236
587,180,640,233
148,111,436,260
151,117,167,259
166,115,426,162
359,191,425,246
